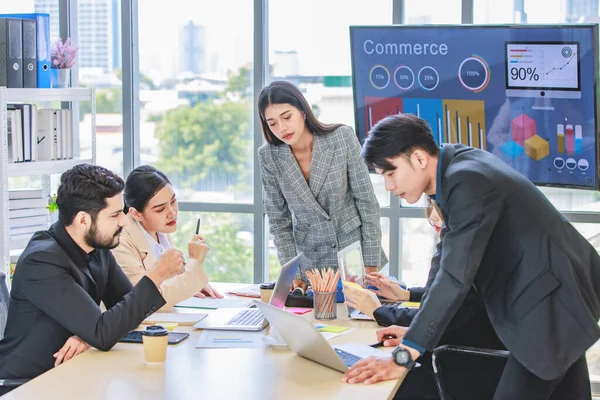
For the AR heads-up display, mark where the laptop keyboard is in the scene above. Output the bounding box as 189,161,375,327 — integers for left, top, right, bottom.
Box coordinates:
225,309,265,327
381,300,403,307
335,348,362,368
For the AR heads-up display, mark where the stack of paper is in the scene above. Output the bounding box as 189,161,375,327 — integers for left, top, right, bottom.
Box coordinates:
226,284,261,298
196,330,265,349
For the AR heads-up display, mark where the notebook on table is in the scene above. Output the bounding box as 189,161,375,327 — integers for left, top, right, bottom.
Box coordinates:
143,311,208,326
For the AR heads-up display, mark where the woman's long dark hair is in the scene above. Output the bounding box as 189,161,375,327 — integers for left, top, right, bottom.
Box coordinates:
257,81,343,145
123,165,171,214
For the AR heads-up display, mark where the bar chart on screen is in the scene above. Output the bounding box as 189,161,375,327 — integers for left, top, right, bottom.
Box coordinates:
442,99,487,149
363,96,487,149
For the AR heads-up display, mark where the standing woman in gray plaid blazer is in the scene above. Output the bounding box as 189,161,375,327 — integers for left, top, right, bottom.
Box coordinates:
257,81,388,290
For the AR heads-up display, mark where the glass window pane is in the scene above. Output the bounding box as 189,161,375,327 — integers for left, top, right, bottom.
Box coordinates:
31,0,60,38
171,212,254,283
74,0,123,176
138,0,254,203
473,0,516,23
404,0,462,24
400,218,438,287
474,0,585,23
539,187,600,213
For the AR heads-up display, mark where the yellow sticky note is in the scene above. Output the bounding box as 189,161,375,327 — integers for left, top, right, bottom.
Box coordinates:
318,325,350,334
402,302,420,309
156,322,179,331
342,281,363,290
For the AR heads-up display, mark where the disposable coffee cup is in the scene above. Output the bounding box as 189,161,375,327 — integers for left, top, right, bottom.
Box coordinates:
260,282,275,303
142,325,168,363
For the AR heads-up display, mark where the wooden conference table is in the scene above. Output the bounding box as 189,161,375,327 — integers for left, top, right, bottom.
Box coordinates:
2,283,401,400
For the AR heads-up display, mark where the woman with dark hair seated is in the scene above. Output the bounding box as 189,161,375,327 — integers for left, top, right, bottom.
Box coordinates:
112,165,222,311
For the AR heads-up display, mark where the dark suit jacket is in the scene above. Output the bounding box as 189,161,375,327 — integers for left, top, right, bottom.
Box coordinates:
378,287,505,400
0,222,166,380
403,144,600,380
374,287,501,348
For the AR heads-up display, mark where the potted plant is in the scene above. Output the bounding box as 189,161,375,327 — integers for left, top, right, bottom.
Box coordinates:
47,194,58,224
50,37,78,88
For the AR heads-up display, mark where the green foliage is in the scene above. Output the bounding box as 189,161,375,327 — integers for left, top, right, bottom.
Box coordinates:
115,68,156,90
168,213,281,283
80,87,122,120
225,64,252,97
46,194,58,213
154,99,252,192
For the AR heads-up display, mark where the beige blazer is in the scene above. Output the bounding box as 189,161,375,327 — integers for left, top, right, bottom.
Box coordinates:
111,214,208,311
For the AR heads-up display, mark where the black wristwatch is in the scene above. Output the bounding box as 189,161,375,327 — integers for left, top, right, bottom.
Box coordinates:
392,346,417,370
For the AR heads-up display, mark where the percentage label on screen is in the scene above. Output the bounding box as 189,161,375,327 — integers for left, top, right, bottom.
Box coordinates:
466,70,480,77
375,74,385,79
511,67,540,81
398,75,410,80
423,75,434,81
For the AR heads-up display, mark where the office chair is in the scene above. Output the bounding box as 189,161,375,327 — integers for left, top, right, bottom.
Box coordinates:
432,344,509,400
0,272,30,389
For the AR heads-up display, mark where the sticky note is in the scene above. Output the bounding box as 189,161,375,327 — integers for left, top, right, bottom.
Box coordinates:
318,325,350,334
342,281,363,290
156,322,179,331
286,307,312,315
402,302,420,309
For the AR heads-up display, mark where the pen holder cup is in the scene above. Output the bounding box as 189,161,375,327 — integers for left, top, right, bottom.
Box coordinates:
313,291,337,320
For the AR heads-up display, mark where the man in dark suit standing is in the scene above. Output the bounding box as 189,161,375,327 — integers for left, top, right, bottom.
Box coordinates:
0,164,194,392
343,114,600,399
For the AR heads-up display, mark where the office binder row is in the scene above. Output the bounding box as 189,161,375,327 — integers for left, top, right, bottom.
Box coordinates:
7,104,73,163
0,13,51,88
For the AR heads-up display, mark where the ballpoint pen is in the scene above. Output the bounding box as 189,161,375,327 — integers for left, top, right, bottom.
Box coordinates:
195,217,201,235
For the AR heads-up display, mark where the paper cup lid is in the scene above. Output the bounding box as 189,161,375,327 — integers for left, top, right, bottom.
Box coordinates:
142,325,168,336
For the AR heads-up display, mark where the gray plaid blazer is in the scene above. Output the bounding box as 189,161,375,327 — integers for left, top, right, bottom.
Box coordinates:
258,125,387,279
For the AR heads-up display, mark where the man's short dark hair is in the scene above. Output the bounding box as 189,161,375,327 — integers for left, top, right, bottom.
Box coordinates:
361,114,440,172
56,164,125,226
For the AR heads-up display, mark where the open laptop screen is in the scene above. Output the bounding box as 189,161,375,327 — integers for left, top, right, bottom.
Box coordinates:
269,253,303,309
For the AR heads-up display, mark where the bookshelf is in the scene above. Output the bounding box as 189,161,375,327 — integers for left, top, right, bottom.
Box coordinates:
7,158,94,177
0,86,97,275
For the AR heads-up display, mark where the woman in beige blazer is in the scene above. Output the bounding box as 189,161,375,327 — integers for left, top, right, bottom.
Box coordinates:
112,165,221,311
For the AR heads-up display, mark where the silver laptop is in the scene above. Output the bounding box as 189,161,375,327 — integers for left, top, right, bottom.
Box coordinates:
193,253,301,331
254,301,389,372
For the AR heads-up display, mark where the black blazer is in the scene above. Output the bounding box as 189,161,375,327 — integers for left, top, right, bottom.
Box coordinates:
374,286,503,349
377,288,505,400
0,223,166,380
403,144,600,380
374,287,424,327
